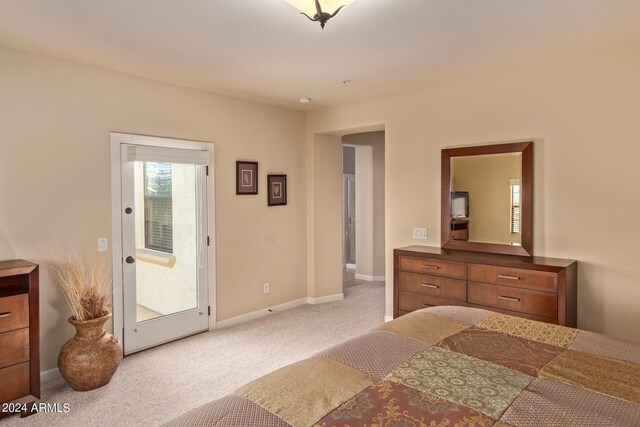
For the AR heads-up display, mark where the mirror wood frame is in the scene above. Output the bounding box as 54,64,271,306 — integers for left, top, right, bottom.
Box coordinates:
441,141,533,256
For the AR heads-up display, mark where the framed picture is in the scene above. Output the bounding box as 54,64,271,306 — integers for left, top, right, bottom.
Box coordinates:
267,174,287,206
236,161,258,195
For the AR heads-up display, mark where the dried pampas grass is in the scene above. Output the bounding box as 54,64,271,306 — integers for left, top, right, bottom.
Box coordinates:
52,258,112,321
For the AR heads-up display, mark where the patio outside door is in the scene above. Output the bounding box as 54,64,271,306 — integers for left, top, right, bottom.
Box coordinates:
120,143,210,354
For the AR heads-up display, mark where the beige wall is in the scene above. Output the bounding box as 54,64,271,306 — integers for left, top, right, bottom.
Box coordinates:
451,153,521,245
355,145,374,277
371,136,385,278
308,135,343,298
307,46,640,342
0,46,307,371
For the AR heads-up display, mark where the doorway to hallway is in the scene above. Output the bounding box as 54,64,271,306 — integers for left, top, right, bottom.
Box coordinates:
341,132,385,291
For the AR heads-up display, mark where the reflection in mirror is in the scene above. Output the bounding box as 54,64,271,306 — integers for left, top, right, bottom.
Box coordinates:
441,141,533,256
450,153,522,246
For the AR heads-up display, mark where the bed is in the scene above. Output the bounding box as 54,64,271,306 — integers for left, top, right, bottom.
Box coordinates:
164,306,640,427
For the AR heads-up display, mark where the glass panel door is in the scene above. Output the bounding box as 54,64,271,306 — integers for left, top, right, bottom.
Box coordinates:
121,145,208,354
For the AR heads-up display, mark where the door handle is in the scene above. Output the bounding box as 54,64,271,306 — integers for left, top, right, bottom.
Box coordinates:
125,256,135,264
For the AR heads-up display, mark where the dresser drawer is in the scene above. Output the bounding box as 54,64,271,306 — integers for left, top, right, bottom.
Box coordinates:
398,256,467,279
0,328,29,369
0,294,29,334
397,271,466,301
0,362,30,403
468,264,557,292
398,291,467,313
468,281,558,319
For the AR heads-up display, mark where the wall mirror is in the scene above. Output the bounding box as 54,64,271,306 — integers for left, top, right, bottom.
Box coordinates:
441,141,533,256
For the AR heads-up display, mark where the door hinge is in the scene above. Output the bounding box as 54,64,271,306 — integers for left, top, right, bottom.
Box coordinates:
208,306,211,316
207,236,210,246
206,166,209,176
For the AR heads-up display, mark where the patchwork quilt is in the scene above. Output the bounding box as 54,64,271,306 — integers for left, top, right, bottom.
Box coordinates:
164,306,640,427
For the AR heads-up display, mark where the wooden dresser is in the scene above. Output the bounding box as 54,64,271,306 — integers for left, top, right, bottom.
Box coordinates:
394,246,577,326
0,260,39,418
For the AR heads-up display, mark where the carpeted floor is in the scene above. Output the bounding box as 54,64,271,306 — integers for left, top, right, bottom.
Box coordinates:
1,280,384,427
342,267,368,289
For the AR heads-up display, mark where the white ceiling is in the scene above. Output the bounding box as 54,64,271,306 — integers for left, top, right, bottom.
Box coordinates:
1,0,640,111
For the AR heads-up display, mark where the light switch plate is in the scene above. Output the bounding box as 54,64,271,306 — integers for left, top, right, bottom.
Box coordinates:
412,227,427,240
98,238,108,252
263,282,270,294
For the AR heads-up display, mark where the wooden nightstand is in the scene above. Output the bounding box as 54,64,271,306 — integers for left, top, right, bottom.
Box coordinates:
0,260,39,418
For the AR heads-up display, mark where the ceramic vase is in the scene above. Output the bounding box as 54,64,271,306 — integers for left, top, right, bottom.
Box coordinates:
58,312,123,391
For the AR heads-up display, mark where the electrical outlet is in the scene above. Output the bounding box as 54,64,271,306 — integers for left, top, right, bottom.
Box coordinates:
412,227,427,240
98,238,108,252
263,282,270,294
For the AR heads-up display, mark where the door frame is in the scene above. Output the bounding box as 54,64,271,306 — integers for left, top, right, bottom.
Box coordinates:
110,132,217,347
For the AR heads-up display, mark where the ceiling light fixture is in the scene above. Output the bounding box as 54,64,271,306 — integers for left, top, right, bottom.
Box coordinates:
286,0,355,29
299,97,312,104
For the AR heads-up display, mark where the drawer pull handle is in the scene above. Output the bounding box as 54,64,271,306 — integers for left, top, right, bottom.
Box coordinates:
422,265,439,270
498,274,520,280
498,296,521,303
421,284,439,289
0,311,11,319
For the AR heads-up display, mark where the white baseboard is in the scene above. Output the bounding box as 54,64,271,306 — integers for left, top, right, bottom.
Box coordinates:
214,293,344,329
345,263,356,270
214,297,308,329
41,367,62,384
355,274,386,282
384,315,394,323
307,293,344,304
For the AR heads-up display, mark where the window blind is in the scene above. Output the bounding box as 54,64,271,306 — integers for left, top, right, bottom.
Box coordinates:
144,162,173,253
127,145,209,165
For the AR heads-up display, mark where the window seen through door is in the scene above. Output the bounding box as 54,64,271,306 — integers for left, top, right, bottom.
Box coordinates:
510,179,521,235
144,162,173,253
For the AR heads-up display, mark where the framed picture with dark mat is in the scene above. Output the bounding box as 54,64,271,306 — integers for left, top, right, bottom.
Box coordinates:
267,174,287,206
236,161,258,195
